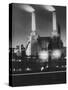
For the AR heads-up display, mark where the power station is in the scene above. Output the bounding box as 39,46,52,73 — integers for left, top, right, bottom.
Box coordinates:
9,4,66,86
9,5,66,73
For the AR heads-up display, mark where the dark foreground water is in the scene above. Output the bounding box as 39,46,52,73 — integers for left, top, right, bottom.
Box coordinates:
9,71,66,87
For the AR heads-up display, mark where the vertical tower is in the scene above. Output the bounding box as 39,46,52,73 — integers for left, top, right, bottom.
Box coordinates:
52,11,59,37
50,11,63,49
32,12,36,32
26,11,38,56
21,44,25,59
57,24,61,38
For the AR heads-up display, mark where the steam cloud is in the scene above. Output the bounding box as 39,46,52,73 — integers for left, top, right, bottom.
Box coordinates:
19,4,35,13
42,5,55,12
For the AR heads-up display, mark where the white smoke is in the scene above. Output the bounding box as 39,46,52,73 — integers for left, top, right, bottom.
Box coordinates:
19,4,35,13
42,5,55,12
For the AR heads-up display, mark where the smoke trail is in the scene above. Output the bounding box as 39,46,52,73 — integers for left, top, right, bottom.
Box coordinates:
19,4,35,13
42,5,55,12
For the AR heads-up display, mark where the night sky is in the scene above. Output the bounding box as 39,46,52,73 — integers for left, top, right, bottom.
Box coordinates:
11,4,66,48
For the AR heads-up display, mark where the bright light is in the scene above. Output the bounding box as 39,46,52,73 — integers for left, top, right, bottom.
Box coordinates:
14,49,18,53
26,67,31,71
38,50,49,62
51,49,61,59
41,67,44,71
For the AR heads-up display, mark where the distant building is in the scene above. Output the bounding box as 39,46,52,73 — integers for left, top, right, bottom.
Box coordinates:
21,44,26,59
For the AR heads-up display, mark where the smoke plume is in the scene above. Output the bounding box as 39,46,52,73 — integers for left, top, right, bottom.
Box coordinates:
42,5,55,12
19,4,35,13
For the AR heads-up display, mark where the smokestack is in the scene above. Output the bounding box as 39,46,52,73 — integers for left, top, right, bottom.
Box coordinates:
32,12,36,32
58,24,60,34
52,11,59,37
41,5,59,37
57,24,61,37
53,11,57,31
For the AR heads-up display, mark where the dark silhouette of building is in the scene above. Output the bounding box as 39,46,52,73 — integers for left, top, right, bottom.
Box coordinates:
21,44,26,60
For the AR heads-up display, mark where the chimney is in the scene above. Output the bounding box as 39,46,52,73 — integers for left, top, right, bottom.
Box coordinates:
32,12,36,32
52,11,58,37
57,24,61,37
53,11,57,31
